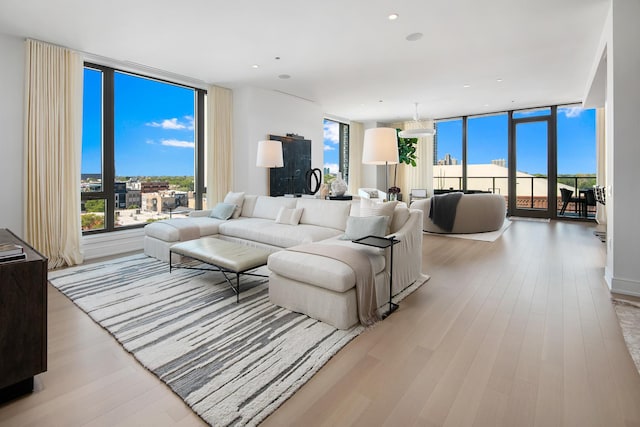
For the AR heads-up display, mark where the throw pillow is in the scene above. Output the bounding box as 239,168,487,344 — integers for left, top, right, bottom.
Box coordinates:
359,198,397,234
340,215,389,240
224,191,245,219
275,207,304,225
210,202,236,220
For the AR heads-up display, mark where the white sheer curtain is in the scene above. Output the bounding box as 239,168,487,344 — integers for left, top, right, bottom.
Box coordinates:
206,85,233,206
348,121,363,195
399,119,435,199
24,39,83,269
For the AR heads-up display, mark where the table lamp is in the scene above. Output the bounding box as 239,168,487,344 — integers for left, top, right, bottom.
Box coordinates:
256,140,284,168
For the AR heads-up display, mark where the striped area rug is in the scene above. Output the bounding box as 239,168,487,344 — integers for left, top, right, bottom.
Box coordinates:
49,254,364,426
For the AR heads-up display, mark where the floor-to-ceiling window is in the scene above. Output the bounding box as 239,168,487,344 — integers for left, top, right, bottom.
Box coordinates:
323,118,349,184
81,64,205,233
433,118,463,191
433,105,596,220
556,105,596,218
467,113,508,195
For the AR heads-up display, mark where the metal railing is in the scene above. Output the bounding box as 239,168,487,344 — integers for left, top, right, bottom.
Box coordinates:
432,175,597,218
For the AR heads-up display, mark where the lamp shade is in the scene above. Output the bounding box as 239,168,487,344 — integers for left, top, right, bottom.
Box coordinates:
256,140,284,168
362,128,399,165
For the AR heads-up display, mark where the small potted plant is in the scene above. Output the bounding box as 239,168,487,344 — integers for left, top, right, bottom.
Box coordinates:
387,186,401,201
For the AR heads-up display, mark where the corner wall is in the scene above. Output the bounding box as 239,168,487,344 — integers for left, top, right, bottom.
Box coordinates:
232,87,324,196
587,0,640,296
607,0,640,296
0,33,25,237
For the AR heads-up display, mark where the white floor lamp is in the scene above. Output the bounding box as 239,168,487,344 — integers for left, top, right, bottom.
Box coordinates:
362,128,399,201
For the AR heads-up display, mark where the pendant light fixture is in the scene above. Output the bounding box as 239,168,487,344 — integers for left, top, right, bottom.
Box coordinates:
398,102,436,138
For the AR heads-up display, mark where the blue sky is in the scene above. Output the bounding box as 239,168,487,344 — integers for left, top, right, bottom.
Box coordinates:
323,119,340,173
82,68,195,176
324,107,596,176
84,69,595,179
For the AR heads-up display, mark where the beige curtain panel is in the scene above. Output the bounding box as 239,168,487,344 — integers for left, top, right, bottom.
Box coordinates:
347,121,363,195
399,119,435,199
24,39,84,269
206,85,233,207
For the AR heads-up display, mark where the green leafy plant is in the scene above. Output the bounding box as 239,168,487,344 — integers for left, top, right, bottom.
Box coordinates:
390,130,419,193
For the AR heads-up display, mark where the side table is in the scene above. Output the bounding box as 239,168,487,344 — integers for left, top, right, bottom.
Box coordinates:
352,235,400,318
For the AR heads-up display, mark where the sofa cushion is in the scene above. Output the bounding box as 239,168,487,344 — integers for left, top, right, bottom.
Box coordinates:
241,195,258,217
390,205,410,234
219,218,342,248
224,191,245,219
359,198,397,234
341,215,388,240
296,198,351,230
210,202,236,220
267,242,385,293
145,217,224,242
275,207,304,225
252,196,298,220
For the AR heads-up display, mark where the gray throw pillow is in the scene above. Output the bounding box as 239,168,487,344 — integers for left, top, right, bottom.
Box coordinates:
341,215,389,240
210,202,236,220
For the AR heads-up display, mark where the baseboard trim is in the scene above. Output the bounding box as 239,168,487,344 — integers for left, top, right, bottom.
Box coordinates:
610,275,640,298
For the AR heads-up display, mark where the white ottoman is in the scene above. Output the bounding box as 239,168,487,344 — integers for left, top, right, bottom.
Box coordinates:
267,247,387,330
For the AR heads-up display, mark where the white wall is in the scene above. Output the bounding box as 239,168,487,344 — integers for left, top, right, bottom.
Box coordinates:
233,87,324,196
588,0,640,296
0,33,25,237
608,0,640,296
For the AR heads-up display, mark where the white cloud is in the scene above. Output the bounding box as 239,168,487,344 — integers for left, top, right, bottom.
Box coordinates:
184,115,195,130
324,145,335,151
559,107,583,118
324,163,339,173
161,139,195,148
145,139,155,145
147,117,187,130
323,120,339,145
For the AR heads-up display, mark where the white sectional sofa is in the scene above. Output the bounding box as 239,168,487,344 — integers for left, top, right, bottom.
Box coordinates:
144,194,424,329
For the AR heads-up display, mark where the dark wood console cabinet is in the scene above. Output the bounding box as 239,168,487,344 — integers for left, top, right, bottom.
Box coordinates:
0,228,47,401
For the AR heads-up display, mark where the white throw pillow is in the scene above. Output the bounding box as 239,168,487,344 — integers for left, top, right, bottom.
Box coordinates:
275,207,304,225
359,198,397,234
210,202,236,220
224,191,245,219
340,215,389,240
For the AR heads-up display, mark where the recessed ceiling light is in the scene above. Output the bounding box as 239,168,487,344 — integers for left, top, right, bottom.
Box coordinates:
463,84,471,88
251,64,259,69
388,13,399,20
275,56,281,60
496,78,503,82
378,100,383,103
406,32,423,42
484,104,490,107
278,74,291,79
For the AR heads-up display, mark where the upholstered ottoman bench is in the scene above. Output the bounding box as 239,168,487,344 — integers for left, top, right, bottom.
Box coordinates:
170,237,270,303
267,244,387,330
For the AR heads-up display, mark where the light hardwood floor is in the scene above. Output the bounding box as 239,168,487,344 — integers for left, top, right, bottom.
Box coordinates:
1,220,639,426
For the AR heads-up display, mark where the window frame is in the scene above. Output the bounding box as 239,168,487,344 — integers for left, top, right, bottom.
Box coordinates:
81,62,206,235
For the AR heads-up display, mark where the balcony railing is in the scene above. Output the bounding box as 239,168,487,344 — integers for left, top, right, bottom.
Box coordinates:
432,175,597,219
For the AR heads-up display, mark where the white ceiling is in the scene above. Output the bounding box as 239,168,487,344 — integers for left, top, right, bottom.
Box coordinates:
0,0,610,122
